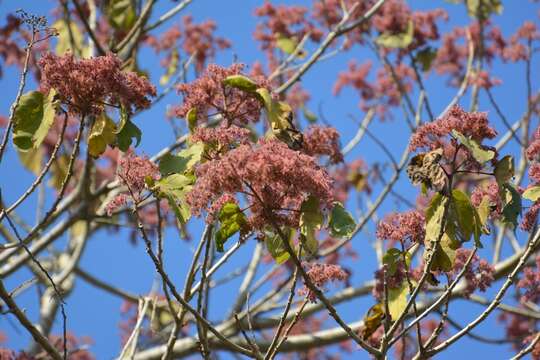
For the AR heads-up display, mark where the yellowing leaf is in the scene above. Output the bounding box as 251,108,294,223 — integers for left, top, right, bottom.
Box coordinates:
452,130,495,164
53,19,88,57
13,90,58,151
186,108,197,133
376,19,414,49
152,174,194,225
18,147,44,175
388,282,408,321
299,195,323,255
328,202,356,238
276,36,306,58
88,113,117,157
382,248,402,276
425,193,448,244
523,186,540,202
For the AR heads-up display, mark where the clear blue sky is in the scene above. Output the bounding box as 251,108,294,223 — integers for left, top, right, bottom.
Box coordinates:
0,0,538,359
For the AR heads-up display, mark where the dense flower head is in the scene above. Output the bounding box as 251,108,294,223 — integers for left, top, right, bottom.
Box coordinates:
117,153,160,195
452,248,494,297
521,201,540,232
38,52,156,115
190,124,251,150
302,125,343,164
527,126,540,161
176,63,267,125
299,262,348,302
186,138,334,232
517,255,540,304
409,105,497,152
376,210,425,247
498,312,538,358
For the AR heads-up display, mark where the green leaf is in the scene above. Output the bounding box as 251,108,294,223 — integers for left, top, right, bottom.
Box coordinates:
159,48,179,86
265,229,292,264
451,189,483,247
328,202,356,238
501,183,522,229
466,0,503,20
376,19,414,49
425,193,448,243
159,142,205,176
13,90,58,151
115,109,141,152
215,202,247,252
382,248,402,276
276,36,306,57
186,107,197,133
222,75,258,93
106,0,136,30
388,282,408,321
299,196,323,255
152,174,194,224
494,155,514,186
302,107,318,123
477,195,491,234
415,47,437,72
88,113,117,157
523,186,540,202
452,130,495,164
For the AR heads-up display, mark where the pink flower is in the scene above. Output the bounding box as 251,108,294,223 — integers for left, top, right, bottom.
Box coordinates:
299,262,348,302
303,125,343,164
452,248,494,297
105,193,129,216
176,63,267,126
117,153,160,198
39,52,156,115
521,201,540,232
190,124,251,151
409,105,497,151
517,255,540,304
376,210,425,247
186,138,334,232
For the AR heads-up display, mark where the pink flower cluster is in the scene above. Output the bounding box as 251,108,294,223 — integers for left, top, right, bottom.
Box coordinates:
39,52,156,115
186,138,334,232
105,153,160,215
503,21,540,62
517,255,540,304
190,124,251,151
299,262,348,302
409,105,497,151
376,210,425,247
452,248,494,297
303,125,343,164
176,63,267,125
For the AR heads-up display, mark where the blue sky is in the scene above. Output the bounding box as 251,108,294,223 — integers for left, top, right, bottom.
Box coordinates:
0,0,539,359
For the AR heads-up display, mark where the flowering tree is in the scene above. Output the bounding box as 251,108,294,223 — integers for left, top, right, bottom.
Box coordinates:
0,0,539,359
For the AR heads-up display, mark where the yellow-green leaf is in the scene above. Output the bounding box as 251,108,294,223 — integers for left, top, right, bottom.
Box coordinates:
452,130,495,164
425,193,448,243
299,195,323,255
467,0,503,20
388,282,408,321
276,36,306,58
265,228,293,264
494,155,514,186
522,186,540,202
215,202,247,252
360,303,385,340
88,113,117,157
53,19,88,57
18,148,43,175
222,74,258,93
106,0,136,30
328,202,356,238
501,183,522,229
13,90,58,151
415,46,437,72
376,19,414,49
